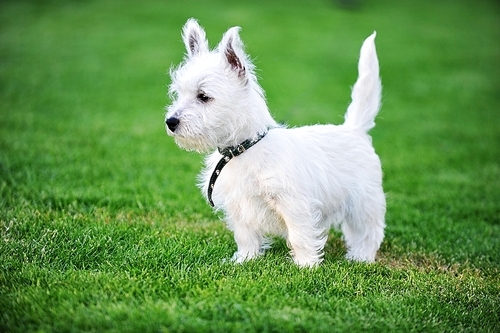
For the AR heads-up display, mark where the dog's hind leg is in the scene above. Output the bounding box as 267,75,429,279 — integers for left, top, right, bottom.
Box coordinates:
342,190,385,262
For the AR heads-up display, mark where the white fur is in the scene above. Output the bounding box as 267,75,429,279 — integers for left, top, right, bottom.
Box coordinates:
165,19,385,267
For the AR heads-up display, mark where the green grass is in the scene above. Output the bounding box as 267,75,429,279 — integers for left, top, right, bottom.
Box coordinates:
1,0,499,332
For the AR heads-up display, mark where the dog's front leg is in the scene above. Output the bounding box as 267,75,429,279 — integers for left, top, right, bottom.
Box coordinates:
276,201,328,267
231,222,265,263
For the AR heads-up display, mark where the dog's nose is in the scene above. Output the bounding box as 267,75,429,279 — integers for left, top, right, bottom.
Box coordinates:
166,117,180,132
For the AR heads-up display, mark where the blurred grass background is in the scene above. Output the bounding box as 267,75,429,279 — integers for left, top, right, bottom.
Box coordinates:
1,0,499,332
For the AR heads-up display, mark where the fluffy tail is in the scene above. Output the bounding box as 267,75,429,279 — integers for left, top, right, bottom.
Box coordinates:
343,32,381,132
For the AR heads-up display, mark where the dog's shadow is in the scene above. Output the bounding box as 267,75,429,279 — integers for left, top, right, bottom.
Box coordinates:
262,231,433,269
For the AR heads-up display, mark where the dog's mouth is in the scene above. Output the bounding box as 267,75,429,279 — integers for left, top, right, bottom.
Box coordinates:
173,136,214,153
164,123,214,153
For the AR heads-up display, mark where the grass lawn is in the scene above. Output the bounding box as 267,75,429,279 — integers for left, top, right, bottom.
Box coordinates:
1,0,499,332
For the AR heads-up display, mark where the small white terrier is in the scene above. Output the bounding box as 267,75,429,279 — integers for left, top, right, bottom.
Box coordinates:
165,19,385,267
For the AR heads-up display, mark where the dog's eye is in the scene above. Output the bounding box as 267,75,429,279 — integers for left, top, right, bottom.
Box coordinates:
197,92,211,103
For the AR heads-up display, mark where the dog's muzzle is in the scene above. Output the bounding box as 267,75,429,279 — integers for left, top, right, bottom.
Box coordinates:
166,117,180,132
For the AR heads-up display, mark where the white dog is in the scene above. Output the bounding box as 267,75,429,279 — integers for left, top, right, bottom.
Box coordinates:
165,19,385,267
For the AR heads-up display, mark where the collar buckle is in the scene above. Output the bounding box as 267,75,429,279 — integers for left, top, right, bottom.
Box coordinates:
236,145,246,154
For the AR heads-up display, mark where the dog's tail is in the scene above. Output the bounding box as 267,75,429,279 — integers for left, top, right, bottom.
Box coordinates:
343,32,381,132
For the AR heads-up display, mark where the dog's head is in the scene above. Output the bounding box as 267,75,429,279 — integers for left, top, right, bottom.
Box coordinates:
165,19,273,153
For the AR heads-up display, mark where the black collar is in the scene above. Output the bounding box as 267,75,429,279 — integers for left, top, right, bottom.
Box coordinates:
207,132,267,207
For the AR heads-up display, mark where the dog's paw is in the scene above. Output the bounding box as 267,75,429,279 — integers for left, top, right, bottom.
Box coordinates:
227,249,266,264
231,252,247,264
292,256,322,268
345,251,376,263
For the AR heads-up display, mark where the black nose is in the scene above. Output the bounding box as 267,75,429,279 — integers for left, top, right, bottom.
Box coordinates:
166,117,180,132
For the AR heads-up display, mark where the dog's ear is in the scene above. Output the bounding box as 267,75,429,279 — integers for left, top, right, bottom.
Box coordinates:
182,18,209,58
219,26,247,79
